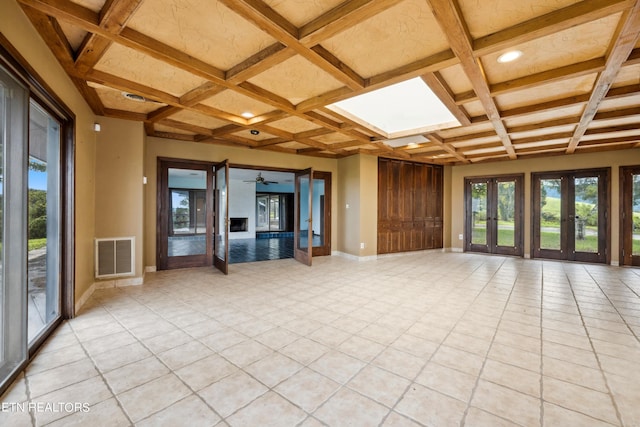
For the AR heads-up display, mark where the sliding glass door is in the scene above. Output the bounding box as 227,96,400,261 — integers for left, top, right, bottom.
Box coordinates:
532,169,609,263
0,63,70,394
465,175,523,256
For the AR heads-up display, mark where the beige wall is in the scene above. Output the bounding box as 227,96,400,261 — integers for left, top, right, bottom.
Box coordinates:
144,137,340,268
450,149,640,263
1,3,97,303
95,117,145,277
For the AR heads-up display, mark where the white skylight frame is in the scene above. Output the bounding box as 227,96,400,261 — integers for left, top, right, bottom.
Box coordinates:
327,77,461,140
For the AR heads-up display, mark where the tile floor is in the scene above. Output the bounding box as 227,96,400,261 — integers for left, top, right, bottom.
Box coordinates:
2,252,640,426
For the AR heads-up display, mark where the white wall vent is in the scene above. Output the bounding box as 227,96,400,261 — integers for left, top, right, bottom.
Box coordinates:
95,237,135,278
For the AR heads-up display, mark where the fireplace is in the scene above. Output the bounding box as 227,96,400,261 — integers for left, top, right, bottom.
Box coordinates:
230,217,248,232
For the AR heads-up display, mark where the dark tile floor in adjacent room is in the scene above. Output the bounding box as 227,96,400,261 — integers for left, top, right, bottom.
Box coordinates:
229,238,294,264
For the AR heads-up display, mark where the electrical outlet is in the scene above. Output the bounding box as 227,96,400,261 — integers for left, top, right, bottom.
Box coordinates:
360,242,365,249
459,234,463,240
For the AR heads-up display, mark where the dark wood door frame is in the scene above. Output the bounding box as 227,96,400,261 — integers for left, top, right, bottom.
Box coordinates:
157,158,215,270
620,165,640,266
464,174,524,256
531,168,610,264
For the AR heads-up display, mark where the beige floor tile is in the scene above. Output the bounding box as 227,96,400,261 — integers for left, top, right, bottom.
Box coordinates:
182,319,227,338
198,371,268,418
143,329,192,354
298,416,325,427
543,376,619,425
226,391,306,427
493,329,541,354
175,354,238,391
443,331,492,356
245,352,303,387
158,340,213,370
136,395,220,427
432,345,485,376
382,411,424,426
279,337,329,365
543,341,599,369
337,335,385,362
25,345,87,376
415,362,477,402
275,368,340,412
33,376,112,425
219,340,273,367
91,341,151,373
45,398,131,427
0,373,27,403
488,342,540,372
118,373,191,422
471,380,540,426
308,350,366,384
0,407,32,427
254,327,299,350
104,356,169,395
464,407,521,427
543,403,617,427
373,347,426,380
200,328,248,352
313,387,389,427
308,325,351,347
358,324,403,346
395,383,466,426
27,358,98,398
347,365,411,407
543,356,607,392
481,358,541,397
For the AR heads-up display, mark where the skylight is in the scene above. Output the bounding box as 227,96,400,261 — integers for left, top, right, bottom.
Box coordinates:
327,77,460,138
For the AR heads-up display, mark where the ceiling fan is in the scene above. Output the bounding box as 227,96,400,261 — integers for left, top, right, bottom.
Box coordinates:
244,172,278,185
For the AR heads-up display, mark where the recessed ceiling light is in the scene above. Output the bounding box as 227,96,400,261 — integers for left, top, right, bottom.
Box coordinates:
241,112,254,118
497,50,523,63
407,142,419,148
122,92,147,102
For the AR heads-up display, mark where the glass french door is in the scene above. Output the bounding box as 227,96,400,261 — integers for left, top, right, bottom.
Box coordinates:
532,169,609,263
620,166,640,266
465,175,523,256
311,171,331,257
214,160,229,274
294,168,313,266
157,160,214,270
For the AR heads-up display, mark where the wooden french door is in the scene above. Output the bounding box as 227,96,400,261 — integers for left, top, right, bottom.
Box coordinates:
620,166,640,266
532,168,609,263
157,159,214,270
312,171,332,257
294,168,313,266
465,175,524,256
214,160,230,274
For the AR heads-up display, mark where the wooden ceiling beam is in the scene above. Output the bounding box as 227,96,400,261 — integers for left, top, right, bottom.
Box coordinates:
567,1,640,153
21,5,105,115
75,0,144,75
474,0,634,56
427,0,516,159
226,43,295,84
218,0,365,90
425,133,469,163
299,0,404,45
421,72,471,125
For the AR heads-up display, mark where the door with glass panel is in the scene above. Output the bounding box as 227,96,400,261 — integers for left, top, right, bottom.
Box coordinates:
465,175,523,256
157,159,214,270
532,169,609,263
294,168,313,266
214,160,229,274
621,166,640,266
312,171,331,256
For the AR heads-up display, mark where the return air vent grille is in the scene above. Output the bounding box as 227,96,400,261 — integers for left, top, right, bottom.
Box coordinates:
95,237,135,278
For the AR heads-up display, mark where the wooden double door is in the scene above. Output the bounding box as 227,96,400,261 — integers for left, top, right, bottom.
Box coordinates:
378,159,443,254
620,166,640,266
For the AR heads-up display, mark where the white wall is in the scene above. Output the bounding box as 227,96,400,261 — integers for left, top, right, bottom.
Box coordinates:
229,179,256,239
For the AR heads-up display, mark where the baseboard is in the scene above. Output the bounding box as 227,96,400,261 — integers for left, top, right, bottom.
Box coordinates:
611,260,619,266
74,282,96,314
145,266,157,273
94,276,144,289
332,251,377,261
448,247,463,253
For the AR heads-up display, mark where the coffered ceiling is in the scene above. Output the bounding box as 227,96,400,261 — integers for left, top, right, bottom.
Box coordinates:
17,0,640,164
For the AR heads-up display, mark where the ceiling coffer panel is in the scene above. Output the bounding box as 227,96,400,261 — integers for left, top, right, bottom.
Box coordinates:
268,116,323,133
125,0,277,70
200,90,275,117
247,55,344,105
94,44,208,97
320,0,450,78
262,0,345,27
169,110,230,130
91,84,168,113
154,123,197,135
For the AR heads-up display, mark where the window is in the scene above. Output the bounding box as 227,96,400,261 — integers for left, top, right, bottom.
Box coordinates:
256,194,288,232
